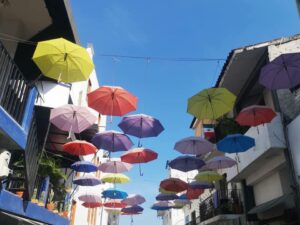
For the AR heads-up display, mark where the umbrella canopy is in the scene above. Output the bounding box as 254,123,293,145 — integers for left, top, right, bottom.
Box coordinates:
32,38,94,83
88,86,137,116
151,205,171,211
71,161,98,172
259,53,300,90
235,105,277,127
205,156,237,170
63,140,97,156
102,189,128,199
186,187,204,200
152,201,174,208
101,173,130,184
174,136,214,155
217,134,255,153
92,130,133,152
194,171,223,183
98,161,132,173
50,104,97,133
121,148,158,164
104,200,127,208
155,193,179,201
159,187,177,194
121,194,146,205
189,181,214,189
78,194,102,203
160,178,188,193
168,155,205,172
73,175,101,186
121,212,142,216
187,87,236,120
118,114,164,139
82,202,103,208
121,205,144,214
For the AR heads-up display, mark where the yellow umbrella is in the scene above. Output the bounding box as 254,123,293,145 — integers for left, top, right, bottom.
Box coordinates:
101,173,130,184
32,38,94,83
159,187,177,194
194,171,223,183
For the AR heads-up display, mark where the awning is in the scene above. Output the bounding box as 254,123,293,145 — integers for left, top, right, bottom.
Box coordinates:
248,193,294,214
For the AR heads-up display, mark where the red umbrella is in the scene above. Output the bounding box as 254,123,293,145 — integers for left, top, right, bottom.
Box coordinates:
88,86,138,117
82,202,103,208
121,148,158,176
160,178,188,193
104,200,127,208
186,187,204,200
235,105,276,127
63,140,97,156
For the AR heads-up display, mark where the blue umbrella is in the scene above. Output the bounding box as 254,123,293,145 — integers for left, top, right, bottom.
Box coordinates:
178,194,188,200
168,155,205,172
217,133,255,153
102,189,128,199
151,205,172,211
156,193,179,201
189,181,214,189
71,161,98,172
73,175,101,186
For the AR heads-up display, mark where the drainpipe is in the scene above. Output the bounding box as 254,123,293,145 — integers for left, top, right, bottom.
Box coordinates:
271,90,300,221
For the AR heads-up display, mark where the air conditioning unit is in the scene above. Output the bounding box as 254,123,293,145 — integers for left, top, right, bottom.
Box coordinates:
0,149,12,178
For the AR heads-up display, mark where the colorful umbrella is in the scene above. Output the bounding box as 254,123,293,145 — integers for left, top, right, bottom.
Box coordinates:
189,181,214,189
32,38,94,83
235,105,276,127
73,175,101,186
174,136,214,155
98,161,132,173
82,202,103,208
194,171,223,183
50,104,97,135
78,194,102,203
159,187,177,194
102,189,128,199
152,201,174,208
71,161,98,172
155,193,179,201
88,86,138,116
259,53,300,90
121,147,158,176
121,194,146,205
160,178,188,193
217,134,255,153
151,205,172,211
63,140,97,156
121,205,144,214
101,173,130,184
205,156,237,170
186,187,204,200
104,200,127,208
187,87,236,120
168,155,205,172
92,130,133,153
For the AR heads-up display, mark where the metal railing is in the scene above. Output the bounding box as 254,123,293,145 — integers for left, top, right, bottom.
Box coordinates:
0,41,31,124
199,189,244,222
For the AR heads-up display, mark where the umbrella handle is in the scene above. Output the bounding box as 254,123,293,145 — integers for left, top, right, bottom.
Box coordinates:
139,162,143,176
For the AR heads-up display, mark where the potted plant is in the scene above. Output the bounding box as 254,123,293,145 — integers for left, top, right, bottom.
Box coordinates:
31,188,39,204
47,190,55,211
215,117,248,142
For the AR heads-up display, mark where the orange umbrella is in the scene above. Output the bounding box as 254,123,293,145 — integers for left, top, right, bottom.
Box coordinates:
63,140,97,156
88,86,138,116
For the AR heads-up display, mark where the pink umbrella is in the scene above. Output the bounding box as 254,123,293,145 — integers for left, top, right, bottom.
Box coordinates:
50,104,97,136
78,194,102,203
98,161,132,173
121,194,146,206
205,156,237,170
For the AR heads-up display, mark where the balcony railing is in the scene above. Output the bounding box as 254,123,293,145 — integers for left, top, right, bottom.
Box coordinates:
199,189,243,223
0,41,31,124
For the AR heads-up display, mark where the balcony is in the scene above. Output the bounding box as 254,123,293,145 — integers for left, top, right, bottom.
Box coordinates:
225,114,286,182
199,189,243,224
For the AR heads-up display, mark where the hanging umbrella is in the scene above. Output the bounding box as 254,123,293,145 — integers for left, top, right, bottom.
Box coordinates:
82,202,103,208
121,205,144,214
32,38,94,83
50,104,97,135
174,199,191,206
78,194,102,203
101,173,130,184
194,171,223,183
155,193,179,201
187,87,236,120
104,200,127,208
259,53,300,90
152,201,174,208
159,187,177,194
189,181,214,189
168,156,205,172
88,86,138,116
73,175,101,186
205,156,237,170
71,161,98,172
235,105,277,127
186,187,204,200
160,178,188,193
217,134,255,153
98,161,132,173
122,212,142,215
174,136,214,155
102,189,128,199
121,194,146,206
121,147,158,176
63,140,97,156
151,205,172,211
92,130,133,153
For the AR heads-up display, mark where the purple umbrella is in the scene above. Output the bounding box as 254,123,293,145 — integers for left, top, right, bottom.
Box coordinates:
73,175,101,186
174,136,214,155
205,156,237,170
71,161,98,172
98,161,132,173
50,104,97,135
189,181,214,189
92,130,133,153
156,193,179,201
121,205,144,214
260,53,300,90
168,156,205,172
78,194,102,203
121,194,146,205
153,201,174,207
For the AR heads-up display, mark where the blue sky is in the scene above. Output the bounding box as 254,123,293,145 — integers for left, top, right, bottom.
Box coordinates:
71,1,300,224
